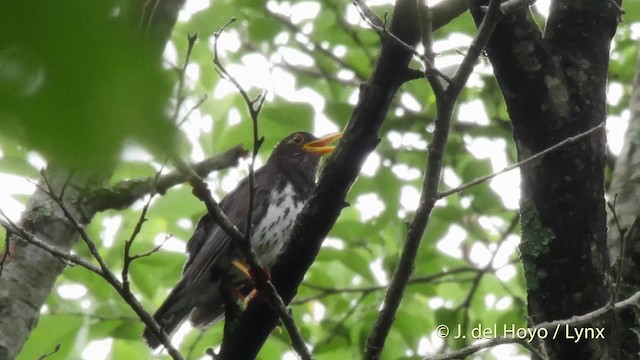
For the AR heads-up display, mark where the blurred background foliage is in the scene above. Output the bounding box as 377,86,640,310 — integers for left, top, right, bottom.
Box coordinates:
1,0,639,359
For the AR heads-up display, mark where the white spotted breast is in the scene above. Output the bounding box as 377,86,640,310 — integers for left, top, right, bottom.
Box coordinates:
251,183,304,267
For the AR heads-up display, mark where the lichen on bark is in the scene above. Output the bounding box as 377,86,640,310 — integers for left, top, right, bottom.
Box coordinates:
519,201,555,291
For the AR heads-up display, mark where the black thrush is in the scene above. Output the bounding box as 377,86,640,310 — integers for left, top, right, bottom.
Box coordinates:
143,131,341,348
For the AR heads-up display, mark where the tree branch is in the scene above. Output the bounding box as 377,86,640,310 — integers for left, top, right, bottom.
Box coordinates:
216,0,425,357
0,0,186,358
0,212,102,275
88,146,247,212
1,178,185,360
121,168,163,294
427,288,640,360
294,266,476,304
438,122,606,199
363,1,503,358
353,0,453,85
37,172,185,360
208,18,311,359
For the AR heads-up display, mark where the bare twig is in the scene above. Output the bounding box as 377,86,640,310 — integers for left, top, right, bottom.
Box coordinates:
607,0,625,14
325,0,376,64
456,218,517,334
211,19,311,360
266,9,366,80
46,310,139,322
0,210,101,274
122,167,164,293
416,1,446,97
213,18,268,122
171,33,199,124
352,0,384,28
428,337,544,360
427,288,640,360
129,234,172,261
37,344,61,360
313,292,369,350
1,211,184,359
607,196,626,304
178,94,209,127
36,171,185,360
294,267,475,304
353,0,452,84
438,122,606,199
89,146,247,212
363,1,503,358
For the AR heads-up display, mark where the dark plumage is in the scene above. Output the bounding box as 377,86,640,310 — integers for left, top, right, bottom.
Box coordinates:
143,131,341,348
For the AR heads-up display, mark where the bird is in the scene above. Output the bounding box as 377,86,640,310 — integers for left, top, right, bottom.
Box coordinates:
143,131,342,349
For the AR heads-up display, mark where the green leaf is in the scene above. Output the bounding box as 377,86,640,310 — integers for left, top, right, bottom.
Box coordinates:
109,339,153,360
0,0,176,170
17,315,83,360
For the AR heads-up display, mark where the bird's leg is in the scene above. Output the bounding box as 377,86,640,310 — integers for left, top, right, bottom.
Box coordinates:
227,262,287,334
230,259,251,278
230,259,271,307
222,276,248,309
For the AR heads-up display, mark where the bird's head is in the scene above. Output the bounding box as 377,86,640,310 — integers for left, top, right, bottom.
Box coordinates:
267,131,342,178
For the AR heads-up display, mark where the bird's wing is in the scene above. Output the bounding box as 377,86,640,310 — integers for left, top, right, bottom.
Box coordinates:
180,167,275,289
183,214,214,272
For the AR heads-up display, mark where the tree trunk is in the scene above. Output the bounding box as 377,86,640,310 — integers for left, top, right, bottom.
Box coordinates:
469,1,621,358
0,168,101,360
0,1,184,358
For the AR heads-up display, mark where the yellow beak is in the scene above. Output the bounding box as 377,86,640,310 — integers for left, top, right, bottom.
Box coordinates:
303,133,342,156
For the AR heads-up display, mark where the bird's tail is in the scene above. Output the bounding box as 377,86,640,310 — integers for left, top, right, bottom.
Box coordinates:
142,291,191,349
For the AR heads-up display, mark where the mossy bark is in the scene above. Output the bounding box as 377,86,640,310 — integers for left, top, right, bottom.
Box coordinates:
469,0,622,358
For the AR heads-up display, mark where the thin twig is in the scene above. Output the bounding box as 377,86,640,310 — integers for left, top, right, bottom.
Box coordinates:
122,166,164,293
37,171,185,360
36,344,61,360
456,219,516,335
130,234,172,261
325,0,376,64
294,267,475,304
178,94,209,127
0,210,101,274
607,196,626,304
213,18,268,122
171,33,199,124
353,0,452,84
607,0,625,14
89,146,247,213
212,19,311,360
0,212,183,359
267,9,366,80
313,292,369,350
363,1,503,358
173,155,312,359
416,1,446,98
46,310,139,322
427,288,640,360
39,172,113,275
438,122,606,199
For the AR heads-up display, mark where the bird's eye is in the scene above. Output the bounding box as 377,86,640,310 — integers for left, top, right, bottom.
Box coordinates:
292,134,304,145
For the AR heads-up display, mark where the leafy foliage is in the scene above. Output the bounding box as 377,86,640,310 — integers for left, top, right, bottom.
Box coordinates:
1,0,638,359
0,0,176,170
